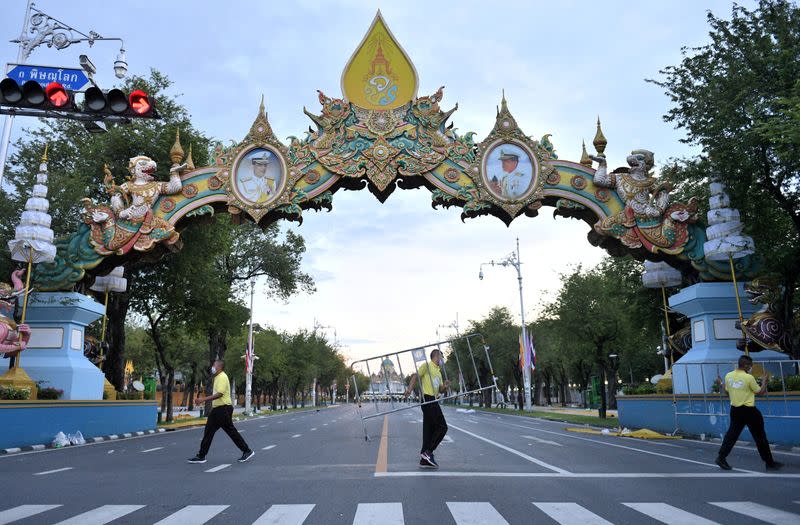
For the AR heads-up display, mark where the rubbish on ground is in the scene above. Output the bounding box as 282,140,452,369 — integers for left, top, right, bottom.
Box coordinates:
565,427,682,440
52,431,69,448
456,409,476,414
67,431,86,445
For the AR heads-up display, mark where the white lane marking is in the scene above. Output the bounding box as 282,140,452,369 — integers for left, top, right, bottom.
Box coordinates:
353,503,403,525
141,447,163,453
448,423,570,474
204,464,230,473
278,421,285,424
618,437,683,448
251,504,315,525
533,502,613,524
153,505,229,525
0,505,61,524
623,503,719,525
260,424,267,428
710,501,800,525
311,428,317,431
292,434,301,438
34,467,73,476
375,471,800,478
522,435,562,446
443,435,454,443
262,445,276,450
323,423,328,426
52,505,144,525
508,422,756,473
446,502,509,525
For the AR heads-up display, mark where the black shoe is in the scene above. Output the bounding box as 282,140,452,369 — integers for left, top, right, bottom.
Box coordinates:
418,459,436,469
766,461,783,471
429,453,439,468
420,451,436,468
238,450,255,463
715,456,732,470
187,456,206,464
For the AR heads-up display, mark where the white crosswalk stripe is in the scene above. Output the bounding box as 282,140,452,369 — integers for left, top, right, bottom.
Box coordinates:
153,505,229,525
353,503,403,525
710,501,800,525
251,504,315,525
533,502,613,524
52,505,145,525
0,505,60,525
2,500,797,524
446,502,509,525
623,502,720,525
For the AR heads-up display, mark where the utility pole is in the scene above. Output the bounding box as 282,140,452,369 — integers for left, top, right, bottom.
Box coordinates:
245,276,255,415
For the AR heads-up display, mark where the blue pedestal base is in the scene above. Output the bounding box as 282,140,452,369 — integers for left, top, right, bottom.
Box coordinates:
19,292,106,400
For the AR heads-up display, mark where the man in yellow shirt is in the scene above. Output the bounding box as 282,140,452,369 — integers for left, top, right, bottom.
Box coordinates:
714,355,781,471
404,349,450,469
188,359,254,464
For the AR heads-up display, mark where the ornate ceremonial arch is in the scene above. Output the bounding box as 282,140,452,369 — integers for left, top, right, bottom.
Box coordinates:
32,12,755,292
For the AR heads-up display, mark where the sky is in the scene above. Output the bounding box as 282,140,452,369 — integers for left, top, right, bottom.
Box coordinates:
0,1,754,363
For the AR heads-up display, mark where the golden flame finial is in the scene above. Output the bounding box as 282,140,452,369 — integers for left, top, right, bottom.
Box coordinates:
259,94,265,116
41,143,49,163
580,140,592,167
170,128,184,165
186,143,195,171
593,116,607,157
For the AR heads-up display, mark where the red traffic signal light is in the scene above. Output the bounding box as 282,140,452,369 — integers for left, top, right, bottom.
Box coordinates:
129,90,151,115
83,87,158,119
45,82,69,108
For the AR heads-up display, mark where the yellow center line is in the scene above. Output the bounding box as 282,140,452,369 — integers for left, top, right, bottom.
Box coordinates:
375,415,389,474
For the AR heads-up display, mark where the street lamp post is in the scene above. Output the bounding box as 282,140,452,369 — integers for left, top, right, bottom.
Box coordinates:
479,237,531,411
245,276,255,416
0,2,129,191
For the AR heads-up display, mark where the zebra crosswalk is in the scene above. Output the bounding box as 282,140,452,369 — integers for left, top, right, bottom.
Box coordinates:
0,500,797,524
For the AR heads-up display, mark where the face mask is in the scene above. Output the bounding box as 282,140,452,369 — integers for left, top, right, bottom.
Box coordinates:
211,366,217,375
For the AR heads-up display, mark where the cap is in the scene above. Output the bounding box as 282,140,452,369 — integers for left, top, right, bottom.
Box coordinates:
251,151,272,166
498,150,519,161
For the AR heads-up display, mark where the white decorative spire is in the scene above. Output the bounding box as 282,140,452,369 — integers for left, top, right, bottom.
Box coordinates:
90,266,128,294
8,146,57,264
642,261,682,289
703,182,755,261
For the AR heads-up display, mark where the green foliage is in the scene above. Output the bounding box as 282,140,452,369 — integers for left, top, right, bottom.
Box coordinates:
649,0,800,355
768,374,800,391
36,384,63,400
0,386,31,400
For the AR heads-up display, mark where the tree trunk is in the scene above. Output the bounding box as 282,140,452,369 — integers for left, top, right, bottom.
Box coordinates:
598,366,608,419
608,368,618,410
165,368,175,422
103,291,129,390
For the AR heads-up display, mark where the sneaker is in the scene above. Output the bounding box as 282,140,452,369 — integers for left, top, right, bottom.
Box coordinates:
766,461,783,471
418,459,435,469
238,450,255,463
715,456,732,470
429,453,439,468
187,456,206,464
420,451,436,468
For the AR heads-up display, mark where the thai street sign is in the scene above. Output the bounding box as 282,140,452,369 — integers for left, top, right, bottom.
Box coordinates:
5,63,90,91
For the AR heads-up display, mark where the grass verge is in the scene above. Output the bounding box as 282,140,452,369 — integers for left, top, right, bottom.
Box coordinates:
158,404,331,429
475,406,621,429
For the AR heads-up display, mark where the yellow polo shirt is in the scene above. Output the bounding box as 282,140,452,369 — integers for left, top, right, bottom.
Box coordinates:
418,362,442,397
725,370,760,407
212,371,232,408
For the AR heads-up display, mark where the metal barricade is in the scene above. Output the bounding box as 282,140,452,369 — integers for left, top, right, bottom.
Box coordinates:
350,333,498,441
673,359,800,420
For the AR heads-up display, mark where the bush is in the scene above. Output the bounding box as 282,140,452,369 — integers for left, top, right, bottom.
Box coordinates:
621,383,661,395
767,374,800,392
635,383,657,395
38,387,63,400
0,386,31,400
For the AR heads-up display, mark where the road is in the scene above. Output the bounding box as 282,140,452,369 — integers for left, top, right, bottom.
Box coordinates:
0,403,798,524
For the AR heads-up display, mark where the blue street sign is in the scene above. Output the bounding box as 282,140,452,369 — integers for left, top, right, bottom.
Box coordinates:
5,63,90,91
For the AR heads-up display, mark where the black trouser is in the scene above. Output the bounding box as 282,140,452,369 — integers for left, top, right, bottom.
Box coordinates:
198,405,250,458
718,405,774,464
421,394,447,454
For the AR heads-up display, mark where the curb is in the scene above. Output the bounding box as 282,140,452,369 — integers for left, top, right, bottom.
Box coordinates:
0,428,165,455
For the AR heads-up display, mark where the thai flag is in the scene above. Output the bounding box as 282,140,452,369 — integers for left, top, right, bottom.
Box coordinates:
245,339,253,373
528,328,537,372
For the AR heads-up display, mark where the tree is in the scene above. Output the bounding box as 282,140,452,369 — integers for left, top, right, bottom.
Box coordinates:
650,0,800,356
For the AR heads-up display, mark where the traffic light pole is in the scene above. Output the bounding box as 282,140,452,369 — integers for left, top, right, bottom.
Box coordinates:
0,0,32,192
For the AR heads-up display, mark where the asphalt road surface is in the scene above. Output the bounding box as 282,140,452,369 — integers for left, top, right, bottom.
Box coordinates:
0,403,798,524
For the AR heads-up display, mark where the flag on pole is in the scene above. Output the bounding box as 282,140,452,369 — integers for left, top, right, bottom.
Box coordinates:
527,328,537,372
518,330,526,371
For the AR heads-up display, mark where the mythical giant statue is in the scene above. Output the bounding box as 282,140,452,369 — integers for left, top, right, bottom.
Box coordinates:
591,150,699,255
82,156,185,256
0,269,30,357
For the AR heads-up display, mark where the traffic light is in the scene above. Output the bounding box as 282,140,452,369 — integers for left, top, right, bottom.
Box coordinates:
84,87,159,119
0,79,76,111
0,79,159,122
